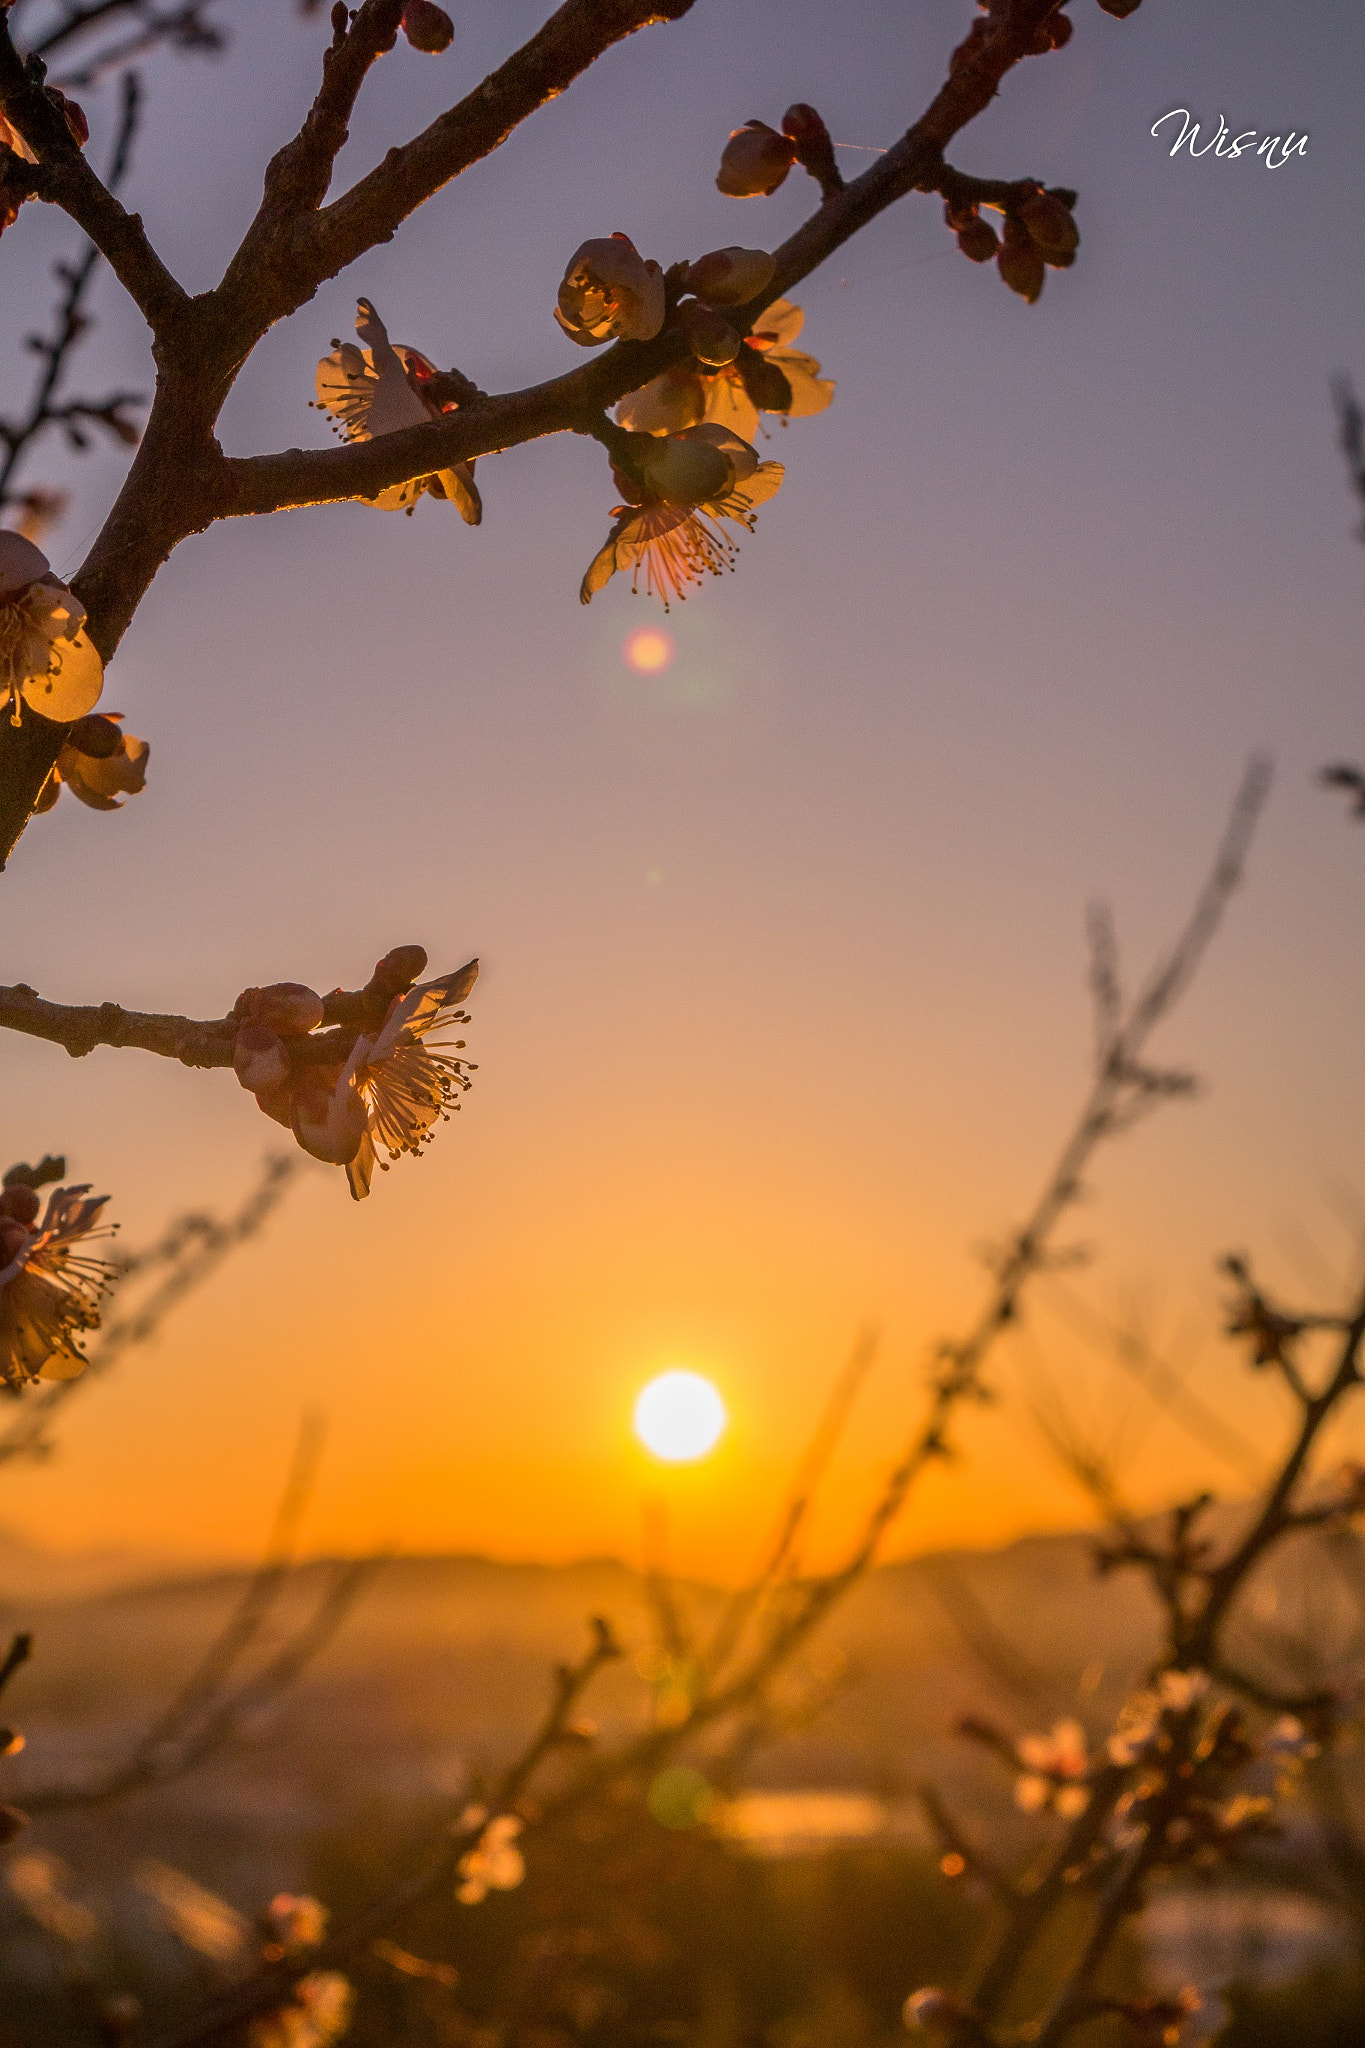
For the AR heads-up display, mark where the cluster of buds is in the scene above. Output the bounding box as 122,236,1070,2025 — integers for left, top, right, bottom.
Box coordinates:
232,946,476,1200
0,83,88,167
0,85,89,236
945,186,1079,304
652,243,780,382
716,103,841,201
34,711,148,813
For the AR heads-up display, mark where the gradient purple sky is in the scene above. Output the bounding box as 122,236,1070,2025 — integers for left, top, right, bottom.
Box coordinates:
1,0,1363,1575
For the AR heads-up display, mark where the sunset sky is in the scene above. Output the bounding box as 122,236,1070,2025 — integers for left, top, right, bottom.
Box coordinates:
2,0,1364,1579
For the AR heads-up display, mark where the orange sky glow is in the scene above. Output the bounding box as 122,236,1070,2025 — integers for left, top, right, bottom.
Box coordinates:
2,0,1364,1583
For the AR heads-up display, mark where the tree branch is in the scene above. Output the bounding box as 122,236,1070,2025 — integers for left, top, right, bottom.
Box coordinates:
0,957,476,1067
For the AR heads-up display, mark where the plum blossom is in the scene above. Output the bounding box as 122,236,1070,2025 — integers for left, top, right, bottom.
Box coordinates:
262,1893,328,1957
288,967,477,1200
0,530,103,727
35,712,148,813
581,423,784,610
314,299,480,522
0,1184,115,1387
248,1973,353,2048
554,234,664,345
618,298,833,445
456,1814,525,1905
1014,1716,1090,1818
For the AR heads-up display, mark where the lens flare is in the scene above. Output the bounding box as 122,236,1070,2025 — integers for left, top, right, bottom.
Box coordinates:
623,626,676,675
633,1371,727,1463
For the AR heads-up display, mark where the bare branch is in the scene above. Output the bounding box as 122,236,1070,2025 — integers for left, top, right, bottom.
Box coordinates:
0,13,186,333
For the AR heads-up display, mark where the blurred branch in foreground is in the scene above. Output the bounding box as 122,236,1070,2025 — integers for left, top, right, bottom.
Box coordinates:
141,764,1271,2048
900,1251,1365,2048
17,1413,378,1815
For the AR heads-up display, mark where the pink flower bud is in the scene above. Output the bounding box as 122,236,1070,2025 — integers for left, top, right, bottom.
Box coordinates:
233,982,325,1035
0,1184,40,1226
371,944,429,998
402,0,454,52
684,247,777,308
234,1023,292,1095
716,122,795,198
291,1072,369,1166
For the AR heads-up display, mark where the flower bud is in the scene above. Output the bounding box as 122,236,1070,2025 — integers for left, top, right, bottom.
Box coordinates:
0,1184,40,1226
1019,190,1079,261
946,205,999,262
402,0,454,52
716,122,795,198
637,433,732,508
677,301,741,367
66,712,123,759
0,1217,32,1268
47,88,88,148
1097,0,1142,14
781,104,840,193
233,982,325,1035
234,1023,291,1095
903,1987,962,2032
371,944,428,998
998,219,1045,303
291,1073,369,1166
684,246,777,307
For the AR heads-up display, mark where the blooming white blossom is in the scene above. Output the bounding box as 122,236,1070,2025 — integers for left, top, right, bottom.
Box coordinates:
1014,1716,1090,1818
456,1814,525,1905
581,423,784,610
0,1184,115,1387
618,298,833,445
314,299,480,522
554,233,664,345
0,530,103,727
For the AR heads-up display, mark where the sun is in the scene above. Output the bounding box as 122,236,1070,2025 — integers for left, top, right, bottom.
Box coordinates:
633,1371,727,1464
